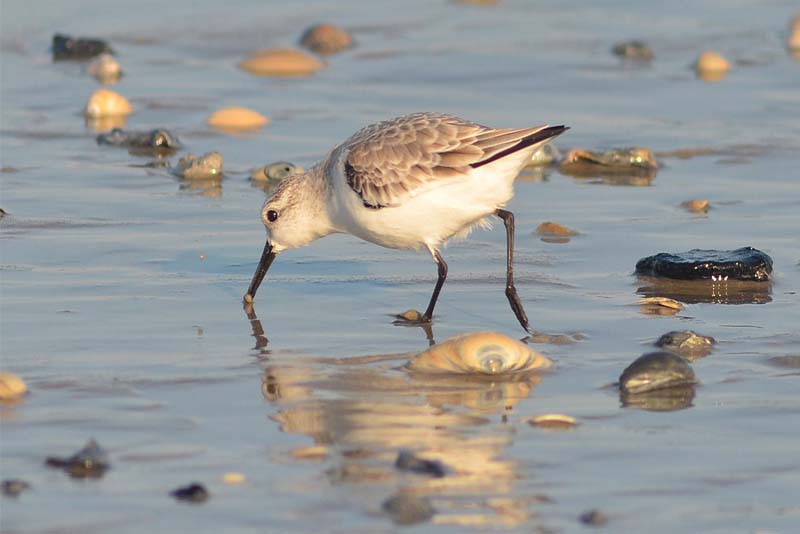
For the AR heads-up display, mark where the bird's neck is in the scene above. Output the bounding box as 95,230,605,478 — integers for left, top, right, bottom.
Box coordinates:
296,165,340,240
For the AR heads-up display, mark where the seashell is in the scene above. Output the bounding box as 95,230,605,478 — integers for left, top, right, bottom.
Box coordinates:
299,24,353,55
221,472,246,484
528,143,560,166
251,161,302,182
681,199,709,213
788,25,800,51
84,89,132,118
0,372,27,401
404,331,552,375
535,221,578,236
87,53,121,84
173,152,223,180
695,51,729,82
290,445,329,460
207,107,269,132
528,413,577,429
239,48,324,77
396,309,422,322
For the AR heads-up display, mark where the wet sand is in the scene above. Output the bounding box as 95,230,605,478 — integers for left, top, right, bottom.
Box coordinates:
2,0,800,532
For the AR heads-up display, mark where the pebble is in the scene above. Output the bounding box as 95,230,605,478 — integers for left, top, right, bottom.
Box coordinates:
535,221,578,236
45,439,110,478
170,483,209,503
789,15,800,50
290,445,329,460
635,247,773,281
681,199,709,213
395,309,422,322
382,493,436,525
619,352,696,394
395,449,447,477
239,48,324,77
299,24,353,55
84,89,132,118
0,372,28,401
528,413,578,429
87,53,121,84
207,107,269,132
2,479,31,498
655,330,715,361
52,33,112,60
222,472,246,484
695,51,730,81
612,40,654,60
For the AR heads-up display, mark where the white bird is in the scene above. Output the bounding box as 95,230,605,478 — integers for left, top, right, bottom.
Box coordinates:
244,112,568,332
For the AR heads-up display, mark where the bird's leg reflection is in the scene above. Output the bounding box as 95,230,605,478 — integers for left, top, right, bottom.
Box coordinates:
243,301,269,354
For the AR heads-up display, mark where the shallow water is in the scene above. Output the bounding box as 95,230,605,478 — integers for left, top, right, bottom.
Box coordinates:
2,0,800,532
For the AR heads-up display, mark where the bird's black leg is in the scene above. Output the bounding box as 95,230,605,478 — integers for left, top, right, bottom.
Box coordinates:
495,209,531,333
421,247,448,323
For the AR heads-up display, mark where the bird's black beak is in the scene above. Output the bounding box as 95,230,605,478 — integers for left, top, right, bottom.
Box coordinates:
244,240,276,303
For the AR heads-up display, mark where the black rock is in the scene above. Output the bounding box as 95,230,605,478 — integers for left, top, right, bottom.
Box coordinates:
619,352,696,394
395,449,446,478
170,483,209,503
382,493,435,525
45,439,110,478
635,247,772,281
2,479,31,497
52,34,112,61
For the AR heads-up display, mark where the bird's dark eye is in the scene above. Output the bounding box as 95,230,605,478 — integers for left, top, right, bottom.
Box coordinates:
267,210,279,222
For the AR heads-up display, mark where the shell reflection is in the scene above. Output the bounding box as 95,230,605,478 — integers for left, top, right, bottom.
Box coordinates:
404,331,552,376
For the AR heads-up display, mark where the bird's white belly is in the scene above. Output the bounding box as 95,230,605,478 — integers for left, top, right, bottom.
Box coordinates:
333,160,520,250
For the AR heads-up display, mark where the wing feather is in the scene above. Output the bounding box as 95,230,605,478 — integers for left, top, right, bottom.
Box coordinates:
344,112,555,208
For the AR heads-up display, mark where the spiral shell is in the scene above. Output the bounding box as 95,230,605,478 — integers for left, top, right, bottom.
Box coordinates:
404,331,552,375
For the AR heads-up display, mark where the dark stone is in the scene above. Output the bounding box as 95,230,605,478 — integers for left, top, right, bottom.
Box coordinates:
170,483,209,503
580,509,609,526
619,352,696,394
635,247,772,281
382,493,435,525
395,449,446,477
45,439,109,478
612,40,654,60
52,34,112,61
2,479,31,497
97,128,181,154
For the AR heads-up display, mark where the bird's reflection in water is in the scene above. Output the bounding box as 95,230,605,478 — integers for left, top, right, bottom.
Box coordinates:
247,304,550,527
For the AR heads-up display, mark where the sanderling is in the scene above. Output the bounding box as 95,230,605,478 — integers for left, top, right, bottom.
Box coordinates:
244,112,568,332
